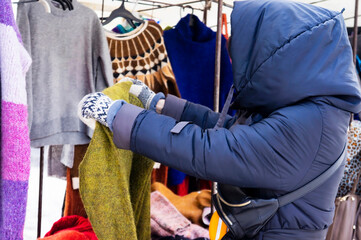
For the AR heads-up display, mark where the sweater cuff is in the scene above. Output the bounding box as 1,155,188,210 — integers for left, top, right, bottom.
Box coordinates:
107,100,126,132
112,103,144,150
162,94,187,121
149,92,165,111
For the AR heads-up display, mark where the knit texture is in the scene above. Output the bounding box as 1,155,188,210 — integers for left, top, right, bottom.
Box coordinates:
47,145,68,179
163,14,233,186
0,1,32,239
150,191,209,239
107,21,180,97
63,144,89,218
151,182,211,227
17,0,113,148
79,81,154,240
78,92,115,128
107,21,182,186
39,215,97,240
163,14,233,110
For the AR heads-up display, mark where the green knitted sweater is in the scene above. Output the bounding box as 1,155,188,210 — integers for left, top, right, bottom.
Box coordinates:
79,81,154,240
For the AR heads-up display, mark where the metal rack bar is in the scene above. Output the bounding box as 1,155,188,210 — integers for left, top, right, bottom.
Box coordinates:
136,0,205,12
33,0,218,236
211,0,231,8
213,0,223,113
309,0,330,5
211,0,223,214
37,147,44,238
203,0,210,24
353,0,359,63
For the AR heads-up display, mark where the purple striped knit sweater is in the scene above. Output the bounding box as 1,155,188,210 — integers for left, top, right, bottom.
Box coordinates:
0,1,32,239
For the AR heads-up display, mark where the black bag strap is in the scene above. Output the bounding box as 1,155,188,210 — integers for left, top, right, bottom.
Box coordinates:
278,145,346,207
214,84,235,130
215,85,347,207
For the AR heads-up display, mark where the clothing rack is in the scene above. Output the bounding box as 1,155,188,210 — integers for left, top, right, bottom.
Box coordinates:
34,0,224,237
353,0,359,63
33,0,361,237
120,0,232,13
129,0,206,12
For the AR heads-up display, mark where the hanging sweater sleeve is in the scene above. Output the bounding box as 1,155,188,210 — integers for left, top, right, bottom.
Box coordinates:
92,18,113,91
16,2,33,127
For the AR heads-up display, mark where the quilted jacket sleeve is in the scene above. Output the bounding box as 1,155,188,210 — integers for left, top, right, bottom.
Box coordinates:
125,101,325,191
161,94,236,129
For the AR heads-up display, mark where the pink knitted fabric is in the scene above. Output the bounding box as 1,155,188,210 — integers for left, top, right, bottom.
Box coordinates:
150,191,209,239
1,0,32,239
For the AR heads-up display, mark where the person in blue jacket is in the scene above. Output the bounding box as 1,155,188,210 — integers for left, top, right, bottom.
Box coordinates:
79,0,361,239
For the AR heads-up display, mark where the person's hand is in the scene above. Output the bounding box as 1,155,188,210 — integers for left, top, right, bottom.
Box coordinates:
78,92,125,131
119,77,165,110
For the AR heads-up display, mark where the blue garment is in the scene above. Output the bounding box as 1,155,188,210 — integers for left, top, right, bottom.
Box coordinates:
163,14,233,186
112,0,361,239
163,14,233,110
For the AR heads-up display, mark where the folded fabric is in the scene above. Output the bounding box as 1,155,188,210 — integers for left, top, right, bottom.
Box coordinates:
39,230,89,240
151,191,209,239
38,215,97,240
202,207,212,226
79,81,154,240
151,182,211,226
47,145,67,179
157,235,209,240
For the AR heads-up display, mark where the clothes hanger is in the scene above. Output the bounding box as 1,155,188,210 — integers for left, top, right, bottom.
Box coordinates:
102,0,144,29
51,0,74,11
181,5,195,27
50,0,65,10
105,20,147,40
61,0,73,11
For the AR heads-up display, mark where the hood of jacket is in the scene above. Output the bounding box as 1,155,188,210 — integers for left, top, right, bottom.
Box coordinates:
230,0,361,114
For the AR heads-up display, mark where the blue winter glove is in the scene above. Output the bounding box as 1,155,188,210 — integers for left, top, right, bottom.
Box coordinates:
119,77,165,111
78,92,125,131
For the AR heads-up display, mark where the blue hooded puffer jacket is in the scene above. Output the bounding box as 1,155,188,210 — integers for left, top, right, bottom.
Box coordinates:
111,0,361,239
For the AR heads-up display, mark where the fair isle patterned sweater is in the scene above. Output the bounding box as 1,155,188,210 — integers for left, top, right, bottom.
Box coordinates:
107,20,181,97
0,0,32,239
106,20,181,186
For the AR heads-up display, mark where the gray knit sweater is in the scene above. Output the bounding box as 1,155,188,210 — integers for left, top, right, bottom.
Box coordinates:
17,0,113,147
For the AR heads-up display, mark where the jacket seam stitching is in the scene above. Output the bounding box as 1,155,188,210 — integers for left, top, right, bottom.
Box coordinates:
252,126,283,189
239,12,341,94
131,110,147,152
288,103,323,191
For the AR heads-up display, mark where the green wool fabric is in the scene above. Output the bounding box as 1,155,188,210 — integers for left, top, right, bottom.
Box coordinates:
79,81,154,240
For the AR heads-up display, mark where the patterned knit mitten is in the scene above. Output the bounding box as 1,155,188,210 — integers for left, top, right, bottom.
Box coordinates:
119,77,165,110
78,92,125,131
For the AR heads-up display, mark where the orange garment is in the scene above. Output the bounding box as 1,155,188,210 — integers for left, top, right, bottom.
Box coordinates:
151,182,211,226
222,13,229,40
63,144,88,218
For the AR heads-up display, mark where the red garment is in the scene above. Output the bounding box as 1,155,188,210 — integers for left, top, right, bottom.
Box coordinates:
39,215,97,240
169,176,189,196
39,230,88,240
222,13,229,40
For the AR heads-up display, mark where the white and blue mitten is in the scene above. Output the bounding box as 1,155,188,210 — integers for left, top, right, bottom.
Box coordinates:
119,77,165,110
78,92,125,131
